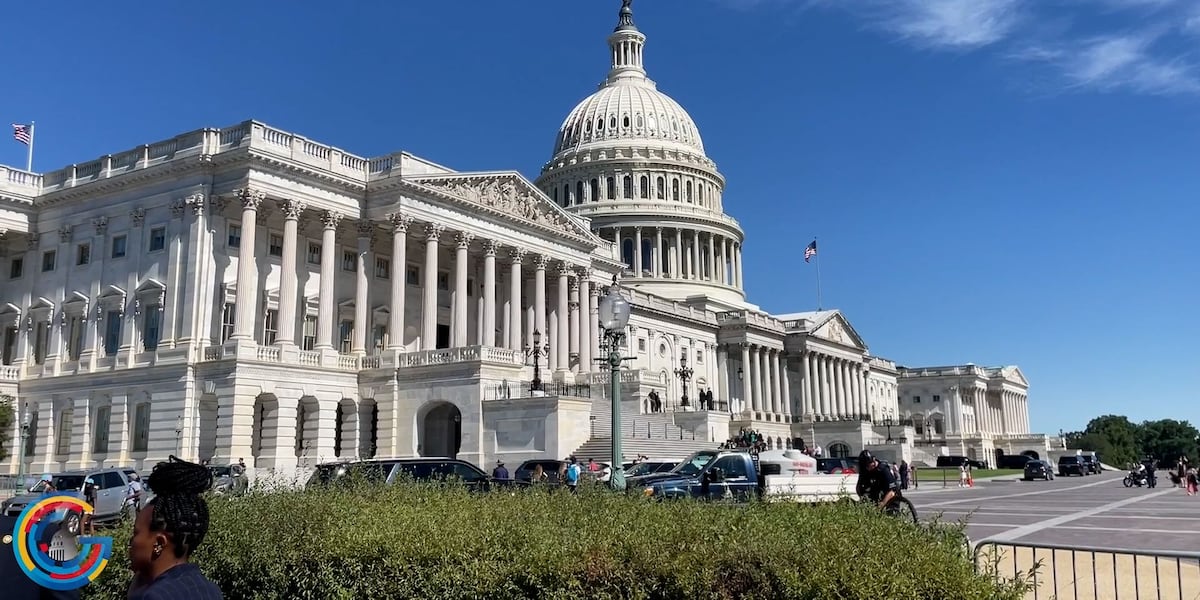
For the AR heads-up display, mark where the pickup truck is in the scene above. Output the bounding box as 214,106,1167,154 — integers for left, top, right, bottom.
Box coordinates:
638,448,855,502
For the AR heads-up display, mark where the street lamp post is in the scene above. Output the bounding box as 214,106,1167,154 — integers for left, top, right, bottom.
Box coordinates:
597,276,631,491
675,356,694,409
525,329,550,392
16,404,31,492
884,409,894,443
736,367,744,415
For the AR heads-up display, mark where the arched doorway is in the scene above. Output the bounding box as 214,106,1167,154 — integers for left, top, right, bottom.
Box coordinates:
828,442,851,458
420,403,462,458
1022,450,1040,460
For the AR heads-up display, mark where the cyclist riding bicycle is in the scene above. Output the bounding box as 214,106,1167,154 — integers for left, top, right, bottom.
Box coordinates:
856,450,901,512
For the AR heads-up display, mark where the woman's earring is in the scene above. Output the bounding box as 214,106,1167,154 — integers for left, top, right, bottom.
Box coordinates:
152,543,162,559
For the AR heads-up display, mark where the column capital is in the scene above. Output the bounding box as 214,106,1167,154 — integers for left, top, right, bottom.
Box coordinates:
533,254,549,270
557,262,575,277
92,217,108,236
387,212,414,233
58,225,73,244
633,225,642,233
508,247,527,264
569,278,580,292
185,193,206,217
129,208,146,228
321,211,344,231
235,188,266,211
575,266,593,281
455,231,475,249
482,239,499,256
278,199,306,220
25,232,40,251
169,200,186,220
424,222,444,241
356,220,377,241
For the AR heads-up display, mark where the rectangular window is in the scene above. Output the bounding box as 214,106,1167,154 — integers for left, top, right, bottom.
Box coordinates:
268,234,283,257
262,309,278,345
221,303,236,343
148,226,166,252
142,305,162,351
227,224,242,248
104,311,122,356
342,250,357,272
372,325,387,352
9,257,23,279
76,243,91,266
467,278,474,297
696,349,703,363
339,320,353,354
932,395,941,402
33,321,48,364
2,326,17,365
132,403,151,452
41,250,56,272
375,257,390,279
66,316,84,360
56,411,73,455
302,315,317,351
406,266,419,286
93,406,111,454
111,235,127,258
307,242,321,264
912,396,921,404
437,272,449,291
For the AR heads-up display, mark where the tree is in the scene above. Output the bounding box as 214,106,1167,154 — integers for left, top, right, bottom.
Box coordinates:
0,395,13,462
1067,415,1139,466
1137,419,1200,465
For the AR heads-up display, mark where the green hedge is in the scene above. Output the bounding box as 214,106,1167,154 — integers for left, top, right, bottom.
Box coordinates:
81,482,1027,599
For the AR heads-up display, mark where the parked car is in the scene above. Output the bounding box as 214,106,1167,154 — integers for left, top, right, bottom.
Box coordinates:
306,457,519,492
209,464,249,495
816,457,857,474
624,461,677,478
936,455,987,469
1,467,147,523
1079,454,1103,474
1023,460,1055,481
998,454,1036,469
1057,455,1088,477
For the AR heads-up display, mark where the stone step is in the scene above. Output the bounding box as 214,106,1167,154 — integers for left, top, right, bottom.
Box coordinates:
571,437,721,464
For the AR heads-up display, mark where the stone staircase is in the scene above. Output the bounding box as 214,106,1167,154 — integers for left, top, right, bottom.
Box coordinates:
572,395,723,464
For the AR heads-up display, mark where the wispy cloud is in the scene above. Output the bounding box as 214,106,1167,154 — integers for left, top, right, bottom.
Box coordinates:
715,0,1200,97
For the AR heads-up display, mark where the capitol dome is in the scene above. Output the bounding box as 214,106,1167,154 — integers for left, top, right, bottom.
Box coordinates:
536,1,748,309
552,79,706,158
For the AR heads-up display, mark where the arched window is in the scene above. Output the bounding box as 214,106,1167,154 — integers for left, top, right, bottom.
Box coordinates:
623,176,633,198
656,177,665,199
672,179,679,201
564,184,571,204
636,114,644,129
641,238,653,273
623,115,630,129
609,115,617,130
828,442,851,458
553,187,559,205
648,115,657,132
590,179,600,202
700,186,705,206
606,177,615,200
621,238,634,269
686,181,693,202
639,176,649,199
596,118,604,133
576,181,584,205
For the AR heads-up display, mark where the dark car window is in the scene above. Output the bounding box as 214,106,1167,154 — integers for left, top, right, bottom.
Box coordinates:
711,456,752,480
97,472,125,489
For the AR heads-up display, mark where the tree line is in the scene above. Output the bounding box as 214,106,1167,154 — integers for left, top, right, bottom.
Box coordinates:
1065,414,1200,468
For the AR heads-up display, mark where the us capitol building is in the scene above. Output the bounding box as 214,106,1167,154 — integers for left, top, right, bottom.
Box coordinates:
0,3,1052,479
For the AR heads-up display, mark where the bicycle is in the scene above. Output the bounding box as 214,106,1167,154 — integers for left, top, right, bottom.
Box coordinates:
860,492,918,524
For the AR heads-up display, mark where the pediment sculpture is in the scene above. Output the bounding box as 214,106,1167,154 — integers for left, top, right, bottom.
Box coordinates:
411,175,580,237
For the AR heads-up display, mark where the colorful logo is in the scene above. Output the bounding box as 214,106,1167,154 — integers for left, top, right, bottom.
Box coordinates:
12,493,113,590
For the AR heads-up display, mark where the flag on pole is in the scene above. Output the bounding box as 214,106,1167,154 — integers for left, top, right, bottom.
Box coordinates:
12,123,32,145
804,239,817,263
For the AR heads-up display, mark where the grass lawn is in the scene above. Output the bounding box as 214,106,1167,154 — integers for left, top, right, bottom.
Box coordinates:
969,469,1024,479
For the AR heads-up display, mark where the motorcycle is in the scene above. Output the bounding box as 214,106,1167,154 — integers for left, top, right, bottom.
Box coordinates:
1123,470,1149,487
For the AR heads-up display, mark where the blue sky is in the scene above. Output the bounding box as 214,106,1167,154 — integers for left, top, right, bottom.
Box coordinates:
4,0,1197,435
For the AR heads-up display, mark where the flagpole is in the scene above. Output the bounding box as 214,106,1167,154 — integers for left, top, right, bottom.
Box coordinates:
814,237,822,310
25,121,35,172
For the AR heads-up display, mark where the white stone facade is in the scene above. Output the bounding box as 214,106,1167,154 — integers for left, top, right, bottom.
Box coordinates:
0,3,1044,478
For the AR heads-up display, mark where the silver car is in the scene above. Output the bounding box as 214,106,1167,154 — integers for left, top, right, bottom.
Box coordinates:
1,467,149,523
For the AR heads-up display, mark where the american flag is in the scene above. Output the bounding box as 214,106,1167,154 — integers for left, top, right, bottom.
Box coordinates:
12,123,31,145
804,239,817,263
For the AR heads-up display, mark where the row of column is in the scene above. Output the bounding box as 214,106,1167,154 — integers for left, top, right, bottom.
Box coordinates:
605,226,742,288
737,344,791,420
229,195,601,373
963,387,1027,436
1001,389,1028,435
799,350,869,421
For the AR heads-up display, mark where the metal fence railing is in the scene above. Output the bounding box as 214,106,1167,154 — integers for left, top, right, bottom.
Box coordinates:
974,540,1200,599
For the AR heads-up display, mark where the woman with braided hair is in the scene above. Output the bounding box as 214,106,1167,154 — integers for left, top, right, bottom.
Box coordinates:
126,456,223,599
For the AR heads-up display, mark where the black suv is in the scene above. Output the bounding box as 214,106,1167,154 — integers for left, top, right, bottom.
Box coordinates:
1023,460,1055,481
1057,455,1088,477
1080,455,1102,474
306,458,518,492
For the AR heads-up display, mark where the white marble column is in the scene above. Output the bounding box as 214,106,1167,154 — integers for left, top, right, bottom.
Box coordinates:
508,249,525,350
673,229,683,278
421,223,443,350
736,244,745,289
739,343,751,414
781,353,792,420
556,264,570,374
316,211,342,350
568,278,580,373
481,240,497,347
452,232,472,347
233,189,264,339
800,351,811,418
352,221,374,354
653,228,663,277
692,230,701,280
588,280,600,372
716,345,729,410
387,214,412,350
758,348,770,416
533,256,548,355
276,199,305,345
633,227,643,277
578,273,592,373
848,363,860,418
817,355,829,419
706,234,716,282
767,349,780,415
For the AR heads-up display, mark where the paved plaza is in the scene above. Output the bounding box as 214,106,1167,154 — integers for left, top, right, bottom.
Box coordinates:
911,471,1200,599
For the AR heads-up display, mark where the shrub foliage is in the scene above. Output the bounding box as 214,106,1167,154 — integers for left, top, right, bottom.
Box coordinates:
82,481,1025,599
